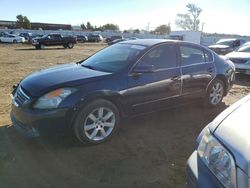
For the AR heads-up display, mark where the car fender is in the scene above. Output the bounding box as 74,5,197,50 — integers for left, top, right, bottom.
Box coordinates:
68,90,127,129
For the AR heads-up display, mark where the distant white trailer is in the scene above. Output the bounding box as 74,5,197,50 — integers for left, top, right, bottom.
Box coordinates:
168,31,202,44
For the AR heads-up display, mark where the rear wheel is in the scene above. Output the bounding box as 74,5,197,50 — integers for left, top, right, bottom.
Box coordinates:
73,99,120,144
205,78,225,107
13,39,17,43
67,43,74,49
35,44,41,49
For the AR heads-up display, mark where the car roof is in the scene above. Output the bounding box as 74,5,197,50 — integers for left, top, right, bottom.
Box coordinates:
120,39,179,47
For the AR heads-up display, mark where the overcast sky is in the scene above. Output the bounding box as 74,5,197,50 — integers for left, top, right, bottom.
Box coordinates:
0,0,250,35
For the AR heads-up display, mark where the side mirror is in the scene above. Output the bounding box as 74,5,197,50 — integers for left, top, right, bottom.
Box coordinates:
133,64,155,74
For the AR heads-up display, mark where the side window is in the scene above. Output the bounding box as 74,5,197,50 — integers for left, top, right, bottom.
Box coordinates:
139,44,177,69
204,50,213,62
180,45,206,66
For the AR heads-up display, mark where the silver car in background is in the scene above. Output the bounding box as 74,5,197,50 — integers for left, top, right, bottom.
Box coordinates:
187,94,250,188
226,42,250,75
0,32,25,43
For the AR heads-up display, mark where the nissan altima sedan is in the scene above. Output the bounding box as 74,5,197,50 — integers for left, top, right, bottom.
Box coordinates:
187,94,250,188
10,39,235,144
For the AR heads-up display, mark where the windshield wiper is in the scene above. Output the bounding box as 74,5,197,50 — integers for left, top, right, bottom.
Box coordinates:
76,58,87,64
81,64,96,70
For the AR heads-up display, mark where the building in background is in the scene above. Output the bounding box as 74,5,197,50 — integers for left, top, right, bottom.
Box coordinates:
0,20,72,30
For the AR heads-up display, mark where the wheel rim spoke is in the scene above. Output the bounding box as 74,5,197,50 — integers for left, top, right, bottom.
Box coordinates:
88,113,97,122
98,107,104,118
100,129,107,138
103,111,113,121
84,124,95,131
90,129,98,139
103,122,114,128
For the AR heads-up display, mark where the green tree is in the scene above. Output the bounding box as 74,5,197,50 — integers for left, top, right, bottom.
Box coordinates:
102,23,119,31
86,22,93,30
80,23,86,30
175,3,202,31
16,14,31,29
154,24,171,35
133,29,140,34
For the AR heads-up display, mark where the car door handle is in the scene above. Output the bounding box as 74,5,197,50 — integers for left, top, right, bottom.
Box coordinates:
171,76,179,81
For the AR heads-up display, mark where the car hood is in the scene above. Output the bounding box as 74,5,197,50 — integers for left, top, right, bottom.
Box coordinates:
20,63,111,97
210,94,250,177
208,44,230,49
226,51,250,59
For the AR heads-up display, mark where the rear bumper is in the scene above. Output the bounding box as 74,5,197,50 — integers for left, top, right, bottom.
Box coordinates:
10,104,73,137
186,151,224,188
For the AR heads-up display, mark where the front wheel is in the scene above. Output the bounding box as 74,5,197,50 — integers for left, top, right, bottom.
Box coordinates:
13,39,17,43
205,79,225,107
73,99,120,144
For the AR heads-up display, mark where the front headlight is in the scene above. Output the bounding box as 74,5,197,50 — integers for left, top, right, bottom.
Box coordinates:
197,129,236,188
33,88,75,109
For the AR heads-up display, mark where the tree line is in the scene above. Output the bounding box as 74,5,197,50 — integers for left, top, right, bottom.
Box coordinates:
15,3,202,33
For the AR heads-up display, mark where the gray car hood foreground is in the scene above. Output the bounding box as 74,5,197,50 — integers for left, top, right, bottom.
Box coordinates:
210,94,250,177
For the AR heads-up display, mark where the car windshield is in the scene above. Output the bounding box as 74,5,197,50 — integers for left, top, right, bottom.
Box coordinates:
216,40,235,46
236,44,250,52
81,43,146,72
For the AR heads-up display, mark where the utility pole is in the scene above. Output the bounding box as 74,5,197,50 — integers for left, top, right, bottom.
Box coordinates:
201,23,205,32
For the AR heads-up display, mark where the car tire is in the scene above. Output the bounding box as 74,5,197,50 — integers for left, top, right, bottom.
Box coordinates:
35,44,41,49
205,78,225,107
73,99,120,145
13,39,17,43
67,43,74,49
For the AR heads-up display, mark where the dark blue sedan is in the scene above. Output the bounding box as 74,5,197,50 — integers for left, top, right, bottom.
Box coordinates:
10,39,235,144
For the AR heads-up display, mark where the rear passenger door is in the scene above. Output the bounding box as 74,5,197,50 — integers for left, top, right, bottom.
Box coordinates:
179,44,215,97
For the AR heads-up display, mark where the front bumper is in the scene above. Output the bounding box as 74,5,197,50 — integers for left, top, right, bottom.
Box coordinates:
186,151,224,188
10,103,72,137
234,63,250,75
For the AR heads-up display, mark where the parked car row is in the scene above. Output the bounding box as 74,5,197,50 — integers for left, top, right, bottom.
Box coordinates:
208,38,246,55
208,38,250,75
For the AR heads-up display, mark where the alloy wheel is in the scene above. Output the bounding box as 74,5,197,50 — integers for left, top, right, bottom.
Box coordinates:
84,107,115,141
209,82,224,105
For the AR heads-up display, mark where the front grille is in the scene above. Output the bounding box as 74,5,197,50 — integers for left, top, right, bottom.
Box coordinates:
14,87,30,106
230,58,248,64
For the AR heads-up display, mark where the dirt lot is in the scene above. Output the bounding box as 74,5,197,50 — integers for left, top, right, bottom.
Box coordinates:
0,43,249,188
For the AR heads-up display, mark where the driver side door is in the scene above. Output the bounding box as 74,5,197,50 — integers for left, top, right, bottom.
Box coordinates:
125,43,181,115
